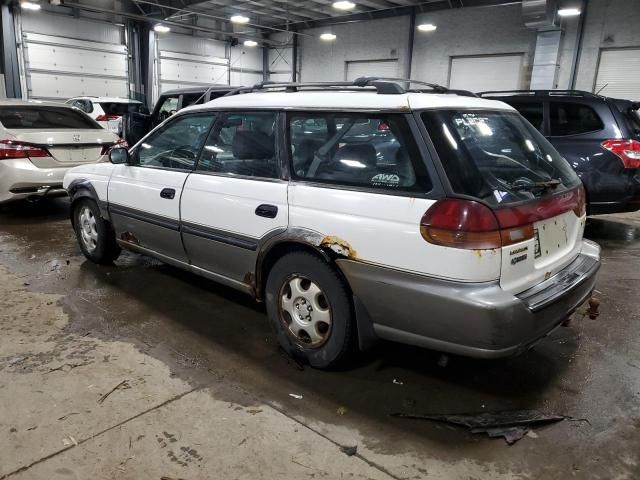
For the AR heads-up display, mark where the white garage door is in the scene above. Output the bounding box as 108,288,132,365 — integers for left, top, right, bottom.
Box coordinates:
21,13,128,101
595,49,640,100
345,60,399,81
449,55,523,93
159,50,230,93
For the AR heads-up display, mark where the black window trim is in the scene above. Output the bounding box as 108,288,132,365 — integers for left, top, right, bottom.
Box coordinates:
191,110,283,181
283,110,436,198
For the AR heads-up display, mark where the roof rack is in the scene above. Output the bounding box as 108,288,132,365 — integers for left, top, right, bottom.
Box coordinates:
224,77,475,97
478,89,602,98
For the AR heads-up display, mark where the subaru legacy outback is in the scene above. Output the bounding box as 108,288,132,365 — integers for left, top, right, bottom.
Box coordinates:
63,78,601,368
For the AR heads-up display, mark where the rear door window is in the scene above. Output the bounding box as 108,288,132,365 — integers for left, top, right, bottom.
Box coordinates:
549,102,603,136
421,110,581,207
0,107,101,129
505,101,545,132
197,112,278,179
287,113,431,192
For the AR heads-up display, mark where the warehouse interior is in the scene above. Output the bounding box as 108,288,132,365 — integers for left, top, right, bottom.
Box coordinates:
1,0,639,479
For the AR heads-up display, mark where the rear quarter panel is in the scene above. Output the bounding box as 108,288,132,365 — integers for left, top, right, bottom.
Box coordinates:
288,184,501,282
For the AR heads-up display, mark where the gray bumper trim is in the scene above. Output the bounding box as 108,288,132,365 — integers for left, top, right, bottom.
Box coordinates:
337,248,601,358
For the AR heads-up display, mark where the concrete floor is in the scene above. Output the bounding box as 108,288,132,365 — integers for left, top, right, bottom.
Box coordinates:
0,198,639,480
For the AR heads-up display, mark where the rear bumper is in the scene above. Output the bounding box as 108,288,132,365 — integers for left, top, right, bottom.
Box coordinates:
0,158,67,204
338,240,601,359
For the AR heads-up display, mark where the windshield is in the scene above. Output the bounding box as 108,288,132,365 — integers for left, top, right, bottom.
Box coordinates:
0,106,101,130
99,102,143,115
421,110,581,206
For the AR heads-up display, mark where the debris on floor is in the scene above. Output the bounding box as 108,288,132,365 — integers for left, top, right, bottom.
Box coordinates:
288,393,303,400
392,378,404,385
587,297,601,319
391,410,569,445
97,379,130,404
336,406,348,416
340,445,358,456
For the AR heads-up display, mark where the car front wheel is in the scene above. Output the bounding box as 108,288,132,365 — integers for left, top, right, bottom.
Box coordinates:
265,251,355,368
73,199,120,265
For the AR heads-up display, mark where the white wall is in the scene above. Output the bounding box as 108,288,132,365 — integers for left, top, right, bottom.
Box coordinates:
411,4,536,88
298,16,410,82
289,0,640,95
573,0,640,92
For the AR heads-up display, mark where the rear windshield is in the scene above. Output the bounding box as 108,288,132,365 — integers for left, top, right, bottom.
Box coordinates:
99,102,143,115
421,110,581,206
0,106,101,130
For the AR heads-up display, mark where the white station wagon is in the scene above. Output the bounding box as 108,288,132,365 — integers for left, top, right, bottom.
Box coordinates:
63,78,601,368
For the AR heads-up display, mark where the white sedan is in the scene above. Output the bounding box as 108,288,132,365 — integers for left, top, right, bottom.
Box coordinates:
0,100,123,204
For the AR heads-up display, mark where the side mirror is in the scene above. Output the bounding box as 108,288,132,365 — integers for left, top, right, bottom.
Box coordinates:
109,147,130,165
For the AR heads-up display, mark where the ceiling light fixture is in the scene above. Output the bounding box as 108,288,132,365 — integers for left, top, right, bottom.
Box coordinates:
417,23,437,32
333,1,356,10
154,24,170,33
20,1,41,10
230,15,250,24
557,7,581,16
320,33,337,41
244,40,258,47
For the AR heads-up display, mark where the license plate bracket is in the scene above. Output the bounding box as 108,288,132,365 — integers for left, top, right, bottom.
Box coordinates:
534,228,542,258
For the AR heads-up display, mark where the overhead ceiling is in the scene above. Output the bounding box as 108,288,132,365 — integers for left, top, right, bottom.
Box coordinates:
130,0,521,31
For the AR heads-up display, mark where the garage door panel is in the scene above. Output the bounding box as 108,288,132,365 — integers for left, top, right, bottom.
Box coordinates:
28,72,128,100
449,55,523,93
346,60,399,81
160,58,229,86
595,49,640,100
230,71,263,86
26,43,127,78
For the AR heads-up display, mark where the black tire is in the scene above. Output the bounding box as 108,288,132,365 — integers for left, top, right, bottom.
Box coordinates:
265,251,355,369
73,199,121,265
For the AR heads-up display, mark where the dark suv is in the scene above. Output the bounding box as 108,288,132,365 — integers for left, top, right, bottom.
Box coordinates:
480,90,640,214
124,85,237,146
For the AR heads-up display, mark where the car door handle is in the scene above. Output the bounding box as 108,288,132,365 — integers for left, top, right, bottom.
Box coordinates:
160,188,176,199
255,204,278,218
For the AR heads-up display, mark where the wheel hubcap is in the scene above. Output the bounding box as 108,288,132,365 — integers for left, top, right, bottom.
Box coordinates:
78,206,98,253
279,276,332,347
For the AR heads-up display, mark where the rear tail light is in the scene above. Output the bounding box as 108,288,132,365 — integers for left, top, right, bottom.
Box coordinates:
601,139,640,168
0,140,50,159
95,114,122,122
101,137,128,156
420,186,586,250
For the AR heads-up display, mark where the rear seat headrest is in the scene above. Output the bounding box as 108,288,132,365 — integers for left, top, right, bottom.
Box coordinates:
232,131,275,160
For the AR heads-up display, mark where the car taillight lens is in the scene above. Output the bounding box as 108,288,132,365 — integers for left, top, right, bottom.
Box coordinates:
420,199,504,249
601,139,640,168
0,140,50,159
95,114,122,121
421,187,585,250
101,137,128,156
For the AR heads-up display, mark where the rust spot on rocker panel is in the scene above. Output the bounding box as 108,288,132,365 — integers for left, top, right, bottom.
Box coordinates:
120,232,140,245
320,236,357,259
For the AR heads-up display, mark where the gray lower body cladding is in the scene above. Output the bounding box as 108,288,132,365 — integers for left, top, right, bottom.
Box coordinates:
337,252,600,358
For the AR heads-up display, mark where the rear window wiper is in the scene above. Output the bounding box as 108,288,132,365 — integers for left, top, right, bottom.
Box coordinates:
508,178,562,192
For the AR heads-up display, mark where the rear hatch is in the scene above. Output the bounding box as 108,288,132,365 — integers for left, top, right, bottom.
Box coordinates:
0,105,118,167
421,108,586,294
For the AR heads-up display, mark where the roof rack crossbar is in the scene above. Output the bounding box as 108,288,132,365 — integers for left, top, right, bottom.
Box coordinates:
223,77,451,97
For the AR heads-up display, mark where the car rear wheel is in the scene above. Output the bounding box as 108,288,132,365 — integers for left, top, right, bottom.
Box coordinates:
265,252,355,368
74,199,120,265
